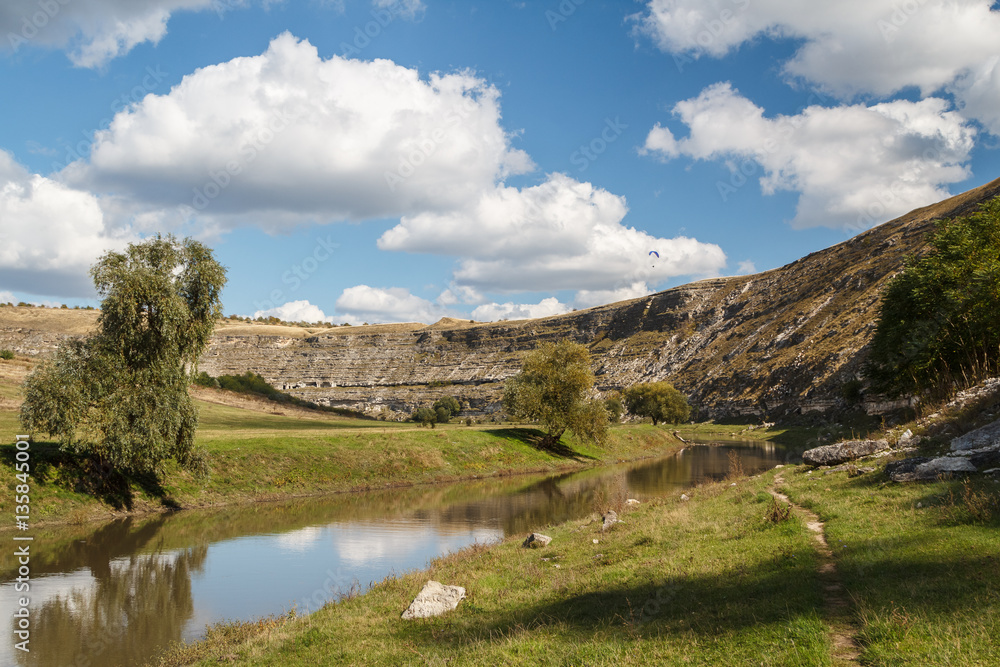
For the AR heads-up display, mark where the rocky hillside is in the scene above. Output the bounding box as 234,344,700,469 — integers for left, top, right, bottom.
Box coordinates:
4,176,1000,420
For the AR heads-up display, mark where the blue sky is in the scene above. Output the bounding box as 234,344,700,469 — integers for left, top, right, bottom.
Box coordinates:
1,0,999,324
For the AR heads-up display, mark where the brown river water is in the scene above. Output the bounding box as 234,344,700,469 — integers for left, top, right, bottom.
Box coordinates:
0,438,796,667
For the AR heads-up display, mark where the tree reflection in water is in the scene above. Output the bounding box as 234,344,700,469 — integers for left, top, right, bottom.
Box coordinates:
17,544,206,667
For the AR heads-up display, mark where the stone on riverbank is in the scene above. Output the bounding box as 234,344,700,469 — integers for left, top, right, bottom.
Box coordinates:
401,580,466,619
951,418,1000,452
522,533,552,548
887,456,978,482
602,510,618,531
803,439,889,466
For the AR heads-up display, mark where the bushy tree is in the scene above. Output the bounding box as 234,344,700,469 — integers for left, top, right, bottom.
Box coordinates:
603,391,624,423
867,197,1000,396
502,340,608,448
623,381,690,425
20,235,227,476
412,407,438,428
432,396,461,423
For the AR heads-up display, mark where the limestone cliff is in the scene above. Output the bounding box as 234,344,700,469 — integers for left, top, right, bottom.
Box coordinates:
4,176,1000,420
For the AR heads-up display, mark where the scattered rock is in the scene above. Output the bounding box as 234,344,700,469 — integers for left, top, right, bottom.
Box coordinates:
888,456,976,481
401,580,465,619
803,439,889,466
774,464,784,469
897,429,922,446
885,457,932,481
969,449,1000,470
522,533,552,549
915,457,976,478
601,510,618,531
680,493,690,501
626,498,640,506
951,418,1000,452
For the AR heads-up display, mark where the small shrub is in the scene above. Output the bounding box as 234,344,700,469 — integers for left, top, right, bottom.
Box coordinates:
840,379,864,404
945,478,998,524
766,497,791,523
726,450,746,480
0,349,14,360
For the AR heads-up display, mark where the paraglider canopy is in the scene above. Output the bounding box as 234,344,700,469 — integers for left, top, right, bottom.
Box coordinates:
649,250,659,267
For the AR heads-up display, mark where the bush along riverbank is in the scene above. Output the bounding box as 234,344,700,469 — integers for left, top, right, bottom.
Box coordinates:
0,391,684,527
152,446,1000,667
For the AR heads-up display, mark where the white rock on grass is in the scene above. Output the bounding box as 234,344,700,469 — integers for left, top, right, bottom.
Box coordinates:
914,457,977,478
401,580,466,619
522,533,552,548
951,418,1000,452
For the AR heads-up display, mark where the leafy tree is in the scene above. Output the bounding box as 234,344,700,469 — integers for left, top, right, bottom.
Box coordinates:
603,391,624,423
502,340,608,448
412,407,438,428
20,235,227,476
432,396,461,423
623,381,690,425
866,197,1000,396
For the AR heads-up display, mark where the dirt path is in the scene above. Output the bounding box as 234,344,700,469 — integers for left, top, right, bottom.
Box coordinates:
770,475,861,665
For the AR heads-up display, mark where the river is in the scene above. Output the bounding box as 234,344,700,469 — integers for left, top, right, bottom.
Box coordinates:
0,437,797,667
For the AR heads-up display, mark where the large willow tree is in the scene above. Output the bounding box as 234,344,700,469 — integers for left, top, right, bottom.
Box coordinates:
20,235,227,475
866,196,1000,397
503,340,608,449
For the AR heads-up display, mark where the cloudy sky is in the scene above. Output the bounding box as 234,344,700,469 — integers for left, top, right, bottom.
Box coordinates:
1,0,998,324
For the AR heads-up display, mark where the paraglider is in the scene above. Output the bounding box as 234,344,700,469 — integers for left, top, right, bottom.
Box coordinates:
649,250,659,267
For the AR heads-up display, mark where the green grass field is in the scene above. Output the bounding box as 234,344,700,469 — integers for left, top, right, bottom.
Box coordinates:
153,462,1000,667
0,388,683,525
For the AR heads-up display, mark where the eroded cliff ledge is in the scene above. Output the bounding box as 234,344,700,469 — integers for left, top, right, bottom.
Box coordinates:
4,177,999,420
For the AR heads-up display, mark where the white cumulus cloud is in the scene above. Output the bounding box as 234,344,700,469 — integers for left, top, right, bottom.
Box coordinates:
379,172,727,293
0,0,215,68
573,282,653,309
252,299,334,323
641,83,975,229
632,0,1000,133
471,297,570,322
334,285,449,324
63,32,533,231
0,150,133,297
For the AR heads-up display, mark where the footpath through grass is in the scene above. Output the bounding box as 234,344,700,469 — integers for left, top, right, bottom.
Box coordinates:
154,460,1000,667
0,393,682,526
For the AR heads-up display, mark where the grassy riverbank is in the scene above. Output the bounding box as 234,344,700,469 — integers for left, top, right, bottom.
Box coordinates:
0,384,683,526
153,457,1000,666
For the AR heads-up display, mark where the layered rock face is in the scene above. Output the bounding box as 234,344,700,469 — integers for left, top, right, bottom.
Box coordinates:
4,177,1000,420
197,177,1000,419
